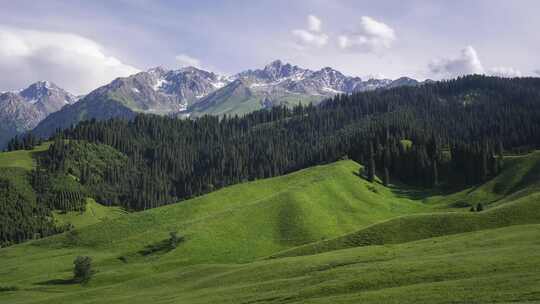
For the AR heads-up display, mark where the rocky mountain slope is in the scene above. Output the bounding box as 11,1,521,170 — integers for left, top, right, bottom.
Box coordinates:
31,60,421,138
0,81,76,148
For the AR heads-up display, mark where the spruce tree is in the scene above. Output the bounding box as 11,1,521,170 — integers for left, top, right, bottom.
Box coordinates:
383,167,390,186
367,143,376,182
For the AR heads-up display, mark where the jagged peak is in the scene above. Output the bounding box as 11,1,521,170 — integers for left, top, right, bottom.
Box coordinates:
265,59,284,68
147,66,169,75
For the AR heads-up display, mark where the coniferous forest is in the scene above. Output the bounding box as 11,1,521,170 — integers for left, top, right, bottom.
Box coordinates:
38,76,540,209
3,75,540,246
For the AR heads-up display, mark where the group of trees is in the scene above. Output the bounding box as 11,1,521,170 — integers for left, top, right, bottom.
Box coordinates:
6,134,41,151
36,75,540,211
0,176,59,247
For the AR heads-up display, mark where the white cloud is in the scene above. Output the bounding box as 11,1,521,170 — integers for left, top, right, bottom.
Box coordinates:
338,16,395,53
489,66,522,78
175,53,201,68
428,46,485,78
0,27,139,95
534,69,540,76
428,46,524,79
292,15,328,49
307,15,322,33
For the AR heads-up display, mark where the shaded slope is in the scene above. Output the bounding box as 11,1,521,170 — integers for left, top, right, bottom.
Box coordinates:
426,151,540,208
32,96,135,139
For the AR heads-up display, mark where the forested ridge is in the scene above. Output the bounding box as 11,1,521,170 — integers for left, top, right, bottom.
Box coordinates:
39,75,540,210
3,75,540,246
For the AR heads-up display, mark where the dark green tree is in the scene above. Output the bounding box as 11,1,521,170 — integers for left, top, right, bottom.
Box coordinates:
73,256,93,284
367,143,376,182
169,231,181,249
476,203,484,212
383,167,390,186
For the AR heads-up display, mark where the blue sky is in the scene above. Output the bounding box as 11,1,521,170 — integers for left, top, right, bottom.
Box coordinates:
1,0,539,94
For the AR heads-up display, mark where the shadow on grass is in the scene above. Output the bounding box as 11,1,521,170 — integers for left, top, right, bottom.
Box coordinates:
138,240,172,256
351,168,472,202
35,278,76,286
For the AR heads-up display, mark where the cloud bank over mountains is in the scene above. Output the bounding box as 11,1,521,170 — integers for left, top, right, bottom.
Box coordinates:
0,27,139,95
428,46,522,79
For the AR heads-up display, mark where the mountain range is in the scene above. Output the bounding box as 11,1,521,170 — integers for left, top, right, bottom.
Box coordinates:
0,81,77,147
1,60,422,147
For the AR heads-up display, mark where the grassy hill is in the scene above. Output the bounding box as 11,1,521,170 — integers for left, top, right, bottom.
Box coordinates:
0,142,50,170
29,160,429,264
0,143,126,244
53,198,126,229
0,154,539,303
272,193,540,259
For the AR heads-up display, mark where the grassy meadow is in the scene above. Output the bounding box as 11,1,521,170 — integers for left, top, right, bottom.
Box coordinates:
0,152,539,303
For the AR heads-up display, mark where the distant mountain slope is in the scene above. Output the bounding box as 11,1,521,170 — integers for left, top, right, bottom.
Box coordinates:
0,81,76,148
31,61,422,135
32,95,136,138
189,60,419,116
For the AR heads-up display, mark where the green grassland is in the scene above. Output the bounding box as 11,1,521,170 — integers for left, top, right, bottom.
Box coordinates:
0,142,50,170
54,198,126,229
1,152,539,303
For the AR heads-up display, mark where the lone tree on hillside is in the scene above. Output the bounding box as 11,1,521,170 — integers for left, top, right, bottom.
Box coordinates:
73,256,93,284
169,231,184,249
476,203,484,212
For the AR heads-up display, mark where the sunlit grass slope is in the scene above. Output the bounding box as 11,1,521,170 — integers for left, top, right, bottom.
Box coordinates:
54,198,127,229
1,154,540,304
0,161,428,294
32,160,428,265
272,191,540,258
1,225,539,304
0,142,50,170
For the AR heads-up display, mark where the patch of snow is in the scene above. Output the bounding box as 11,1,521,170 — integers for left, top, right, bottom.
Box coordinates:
321,87,344,94
179,103,188,111
153,78,169,91
212,81,226,89
131,87,140,94
249,82,268,88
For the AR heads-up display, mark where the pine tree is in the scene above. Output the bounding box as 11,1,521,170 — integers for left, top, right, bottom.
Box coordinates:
383,167,390,186
73,256,93,284
367,143,376,182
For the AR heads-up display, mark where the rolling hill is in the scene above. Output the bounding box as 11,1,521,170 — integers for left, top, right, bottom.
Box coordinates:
1,152,539,303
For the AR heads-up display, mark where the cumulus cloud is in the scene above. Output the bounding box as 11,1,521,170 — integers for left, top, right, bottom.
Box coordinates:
338,16,395,53
535,69,540,76
307,15,322,32
292,15,328,49
428,46,485,78
488,66,522,78
429,46,524,79
0,27,139,95
175,53,201,68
